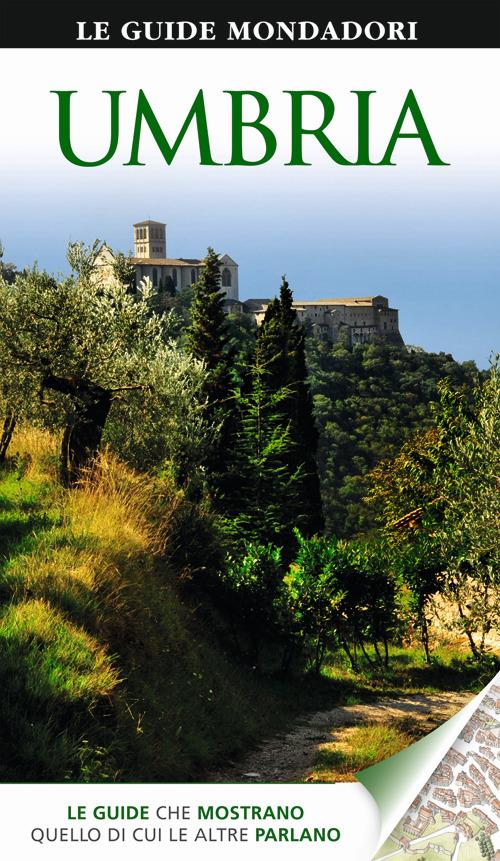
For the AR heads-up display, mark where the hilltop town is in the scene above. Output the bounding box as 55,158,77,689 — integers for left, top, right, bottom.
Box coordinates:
96,220,404,346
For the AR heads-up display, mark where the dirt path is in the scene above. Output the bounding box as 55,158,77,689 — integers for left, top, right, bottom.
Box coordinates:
207,691,474,783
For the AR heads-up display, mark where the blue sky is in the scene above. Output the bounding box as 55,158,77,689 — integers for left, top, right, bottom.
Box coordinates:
1,48,498,369
2,164,498,369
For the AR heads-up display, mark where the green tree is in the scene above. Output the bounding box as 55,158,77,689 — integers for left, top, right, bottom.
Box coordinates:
0,240,20,285
186,247,235,499
220,543,287,666
225,312,258,387
432,364,500,657
0,242,207,485
284,531,347,673
366,365,500,659
256,277,323,536
162,274,177,297
283,532,396,673
394,533,445,661
348,538,398,667
477,829,494,860
112,251,136,293
307,338,479,536
0,242,23,458
224,351,305,549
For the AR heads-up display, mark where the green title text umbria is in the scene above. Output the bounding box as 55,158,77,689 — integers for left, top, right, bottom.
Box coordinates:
51,88,449,167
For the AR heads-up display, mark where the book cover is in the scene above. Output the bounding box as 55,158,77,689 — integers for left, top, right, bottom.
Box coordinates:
0,5,498,859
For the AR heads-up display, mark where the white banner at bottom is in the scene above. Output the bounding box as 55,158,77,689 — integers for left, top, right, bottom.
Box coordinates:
1,783,381,861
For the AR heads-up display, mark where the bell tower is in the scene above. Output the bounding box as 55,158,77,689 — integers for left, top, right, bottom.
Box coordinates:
133,220,167,259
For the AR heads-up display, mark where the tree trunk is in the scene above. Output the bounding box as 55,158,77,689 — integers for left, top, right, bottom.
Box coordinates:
457,601,480,660
340,639,358,672
0,409,16,461
373,640,383,666
420,612,431,663
480,585,489,652
383,634,390,667
313,636,326,674
359,637,375,666
43,374,112,486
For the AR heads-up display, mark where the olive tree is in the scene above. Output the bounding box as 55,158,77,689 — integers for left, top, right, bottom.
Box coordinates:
366,364,499,659
0,242,209,485
433,365,500,656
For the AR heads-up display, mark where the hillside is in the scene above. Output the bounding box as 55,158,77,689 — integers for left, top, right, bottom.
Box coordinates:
306,340,480,536
0,253,496,782
0,428,296,781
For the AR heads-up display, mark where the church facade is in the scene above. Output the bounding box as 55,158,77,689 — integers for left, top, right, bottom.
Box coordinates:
131,220,239,300
96,220,403,345
95,219,239,304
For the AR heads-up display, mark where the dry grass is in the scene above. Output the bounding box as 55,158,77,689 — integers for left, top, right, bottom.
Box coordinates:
0,433,183,778
68,451,183,557
2,444,184,636
428,591,500,654
8,426,60,482
1,427,290,782
8,428,183,555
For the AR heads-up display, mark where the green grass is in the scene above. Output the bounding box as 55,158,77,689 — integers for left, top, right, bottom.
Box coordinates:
321,643,497,700
0,599,118,700
0,472,59,555
0,437,335,782
309,722,414,783
305,645,497,784
0,429,492,783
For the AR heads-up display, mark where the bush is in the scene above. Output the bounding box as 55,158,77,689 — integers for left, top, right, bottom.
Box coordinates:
218,543,287,666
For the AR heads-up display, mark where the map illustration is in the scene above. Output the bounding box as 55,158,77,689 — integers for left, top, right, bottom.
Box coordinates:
374,680,500,861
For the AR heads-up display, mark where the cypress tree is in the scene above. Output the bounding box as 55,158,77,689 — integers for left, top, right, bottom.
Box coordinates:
225,346,305,548
186,247,235,498
257,276,324,536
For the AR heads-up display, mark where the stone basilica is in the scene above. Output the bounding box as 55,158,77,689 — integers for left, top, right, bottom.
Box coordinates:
97,220,403,346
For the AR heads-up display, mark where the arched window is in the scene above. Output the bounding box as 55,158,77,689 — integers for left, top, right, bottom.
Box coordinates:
191,268,196,284
153,268,158,288
221,267,231,288
172,269,178,287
